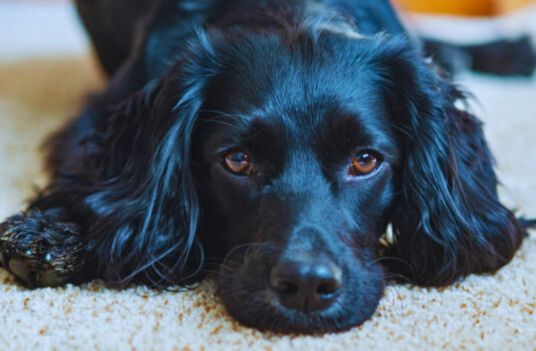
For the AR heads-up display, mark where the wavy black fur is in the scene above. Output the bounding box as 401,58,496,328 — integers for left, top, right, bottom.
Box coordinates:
0,0,531,334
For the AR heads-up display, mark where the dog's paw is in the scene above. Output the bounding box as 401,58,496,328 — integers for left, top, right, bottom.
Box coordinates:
0,210,85,288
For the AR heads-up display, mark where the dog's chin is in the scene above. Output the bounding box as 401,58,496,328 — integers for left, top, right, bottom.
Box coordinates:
216,258,385,334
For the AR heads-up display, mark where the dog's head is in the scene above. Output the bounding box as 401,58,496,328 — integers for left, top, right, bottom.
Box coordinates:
87,21,525,333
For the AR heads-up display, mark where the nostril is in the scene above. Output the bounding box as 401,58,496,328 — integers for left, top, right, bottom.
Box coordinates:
312,261,342,298
272,279,299,295
270,263,302,296
316,280,339,296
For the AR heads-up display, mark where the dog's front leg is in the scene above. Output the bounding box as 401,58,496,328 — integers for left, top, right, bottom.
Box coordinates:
0,208,87,288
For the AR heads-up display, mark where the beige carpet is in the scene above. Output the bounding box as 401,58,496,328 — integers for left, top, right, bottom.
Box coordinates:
0,55,535,350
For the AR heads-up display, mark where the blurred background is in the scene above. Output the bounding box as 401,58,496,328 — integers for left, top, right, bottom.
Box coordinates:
399,0,535,15
397,0,536,41
1,0,536,67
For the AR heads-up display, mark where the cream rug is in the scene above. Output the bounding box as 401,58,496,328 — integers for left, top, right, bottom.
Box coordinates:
1,4,536,351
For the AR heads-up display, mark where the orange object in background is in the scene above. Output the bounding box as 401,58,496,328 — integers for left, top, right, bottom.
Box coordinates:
496,0,536,13
394,0,536,16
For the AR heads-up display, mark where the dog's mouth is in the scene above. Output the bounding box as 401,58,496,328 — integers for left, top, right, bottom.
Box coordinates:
215,247,385,334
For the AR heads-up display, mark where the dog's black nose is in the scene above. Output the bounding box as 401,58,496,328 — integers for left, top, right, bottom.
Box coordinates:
269,256,342,312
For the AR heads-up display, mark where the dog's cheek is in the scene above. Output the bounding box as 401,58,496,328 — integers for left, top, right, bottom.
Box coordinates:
198,171,256,245
344,251,386,323
340,165,397,231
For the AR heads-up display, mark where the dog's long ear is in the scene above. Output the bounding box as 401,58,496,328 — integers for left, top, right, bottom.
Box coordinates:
378,39,525,286
83,35,219,287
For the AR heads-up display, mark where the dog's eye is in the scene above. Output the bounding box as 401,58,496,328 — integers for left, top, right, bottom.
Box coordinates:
223,151,255,175
349,151,382,176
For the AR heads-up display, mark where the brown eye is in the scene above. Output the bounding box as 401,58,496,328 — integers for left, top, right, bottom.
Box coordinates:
224,151,255,175
349,151,381,176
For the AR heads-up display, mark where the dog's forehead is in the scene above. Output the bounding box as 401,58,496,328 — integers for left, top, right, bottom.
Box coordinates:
205,80,393,157
238,66,383,126
304,1,365,40
221,34,375,93
213,34,385,120
202,31,396,152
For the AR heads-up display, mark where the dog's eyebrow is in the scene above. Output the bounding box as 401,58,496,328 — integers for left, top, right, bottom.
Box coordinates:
318,111,398,162
241,118,285,154
200,109,252,138
204,110,284,156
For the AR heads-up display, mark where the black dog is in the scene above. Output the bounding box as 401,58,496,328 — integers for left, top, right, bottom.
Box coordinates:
0,0,531,334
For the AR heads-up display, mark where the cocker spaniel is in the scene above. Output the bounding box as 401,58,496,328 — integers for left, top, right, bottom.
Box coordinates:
1,0,533,334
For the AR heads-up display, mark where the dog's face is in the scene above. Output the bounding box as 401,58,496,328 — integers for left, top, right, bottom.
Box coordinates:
191,33,401,332
91,24,524,335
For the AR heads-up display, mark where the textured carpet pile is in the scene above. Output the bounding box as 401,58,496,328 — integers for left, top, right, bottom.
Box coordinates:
1,6,536,351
